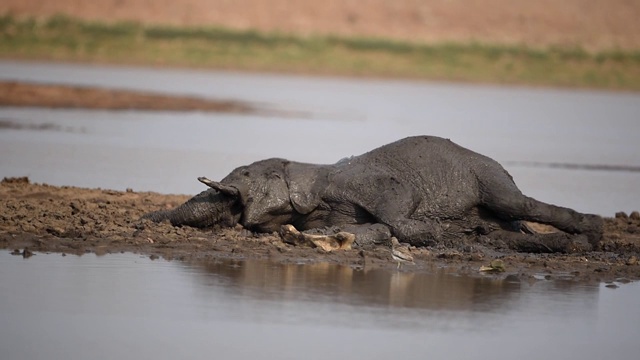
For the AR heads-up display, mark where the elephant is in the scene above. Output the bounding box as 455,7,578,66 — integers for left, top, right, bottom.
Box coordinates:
143,136,603,253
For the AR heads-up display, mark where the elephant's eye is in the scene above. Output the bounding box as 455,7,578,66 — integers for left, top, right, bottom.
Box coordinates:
242,170,250,177
270,172,281,179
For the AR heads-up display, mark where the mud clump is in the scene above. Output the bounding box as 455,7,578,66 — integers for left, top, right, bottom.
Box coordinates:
1,178,639,282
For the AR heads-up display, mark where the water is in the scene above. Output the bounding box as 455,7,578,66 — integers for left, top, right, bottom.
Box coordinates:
0,252,637,360
1,60,639,215
1,61,639,358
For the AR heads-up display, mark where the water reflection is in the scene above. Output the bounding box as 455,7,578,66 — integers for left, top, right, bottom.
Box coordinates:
1,253,633,360
187,259,598,314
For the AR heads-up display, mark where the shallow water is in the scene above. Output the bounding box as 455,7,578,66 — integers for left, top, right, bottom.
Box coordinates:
1,60,639,215
0,252,637,360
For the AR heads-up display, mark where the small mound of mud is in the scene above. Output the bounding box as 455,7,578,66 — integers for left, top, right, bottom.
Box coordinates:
600,212,640,254
1,178,639,282
1,176,29,184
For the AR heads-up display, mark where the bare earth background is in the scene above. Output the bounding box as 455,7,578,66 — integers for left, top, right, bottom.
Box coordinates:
1,0,639,51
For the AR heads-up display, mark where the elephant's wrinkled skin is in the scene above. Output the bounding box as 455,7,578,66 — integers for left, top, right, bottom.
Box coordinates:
144,136,603,252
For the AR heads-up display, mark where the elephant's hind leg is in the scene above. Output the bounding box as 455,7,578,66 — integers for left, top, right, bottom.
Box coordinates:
492,229,593,253
479,181,603,245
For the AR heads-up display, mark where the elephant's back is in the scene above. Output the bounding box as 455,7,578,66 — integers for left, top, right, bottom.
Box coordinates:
353,136,500,217
360,135,486,174
368,135,507,174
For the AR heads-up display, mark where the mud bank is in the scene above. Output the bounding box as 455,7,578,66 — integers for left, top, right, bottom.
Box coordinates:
0,81,258,113
1,177,639,283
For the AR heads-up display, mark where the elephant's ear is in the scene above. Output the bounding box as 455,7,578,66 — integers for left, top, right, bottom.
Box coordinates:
285,162,326,214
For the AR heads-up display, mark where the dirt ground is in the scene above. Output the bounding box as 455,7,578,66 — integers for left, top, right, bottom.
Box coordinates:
2,177,639,283
1,0,639,51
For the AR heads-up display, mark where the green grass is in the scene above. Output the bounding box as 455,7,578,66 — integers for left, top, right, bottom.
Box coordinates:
1,14,639,91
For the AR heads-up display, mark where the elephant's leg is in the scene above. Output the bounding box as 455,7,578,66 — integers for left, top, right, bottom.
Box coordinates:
479,180,603,244
336,223,392,248
361,195,445,246
382,218,444,247
491,230,592,253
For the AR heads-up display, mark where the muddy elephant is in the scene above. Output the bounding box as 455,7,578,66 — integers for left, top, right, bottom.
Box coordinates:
143,136,603,252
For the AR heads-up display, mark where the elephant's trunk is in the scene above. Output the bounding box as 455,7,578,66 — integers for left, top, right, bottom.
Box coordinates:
142,189,242,228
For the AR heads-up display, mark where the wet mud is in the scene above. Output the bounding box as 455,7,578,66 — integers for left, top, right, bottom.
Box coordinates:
1,177,639,283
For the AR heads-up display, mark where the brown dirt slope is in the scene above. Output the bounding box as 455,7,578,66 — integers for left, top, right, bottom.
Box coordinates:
1,177,639,283
1,0,639,51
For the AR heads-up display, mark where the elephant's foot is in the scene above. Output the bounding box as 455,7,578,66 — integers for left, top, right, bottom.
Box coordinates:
388,218,443,247
279,224,355,251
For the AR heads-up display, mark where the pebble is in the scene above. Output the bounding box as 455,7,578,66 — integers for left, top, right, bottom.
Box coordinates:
615,211,628,219
626,256,638,266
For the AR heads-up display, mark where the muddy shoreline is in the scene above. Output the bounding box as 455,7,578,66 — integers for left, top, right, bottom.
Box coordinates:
0,81,259,113
1,177,639,283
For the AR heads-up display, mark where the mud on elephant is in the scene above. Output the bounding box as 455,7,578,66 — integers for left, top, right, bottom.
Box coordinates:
143,136,603,253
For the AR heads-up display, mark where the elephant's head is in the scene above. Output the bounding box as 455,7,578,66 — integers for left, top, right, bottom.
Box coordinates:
201,159,329,232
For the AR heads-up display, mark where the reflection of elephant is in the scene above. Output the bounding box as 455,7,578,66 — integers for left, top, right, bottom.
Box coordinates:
144,136,603,252
187,258,599,312
191,259,523,311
